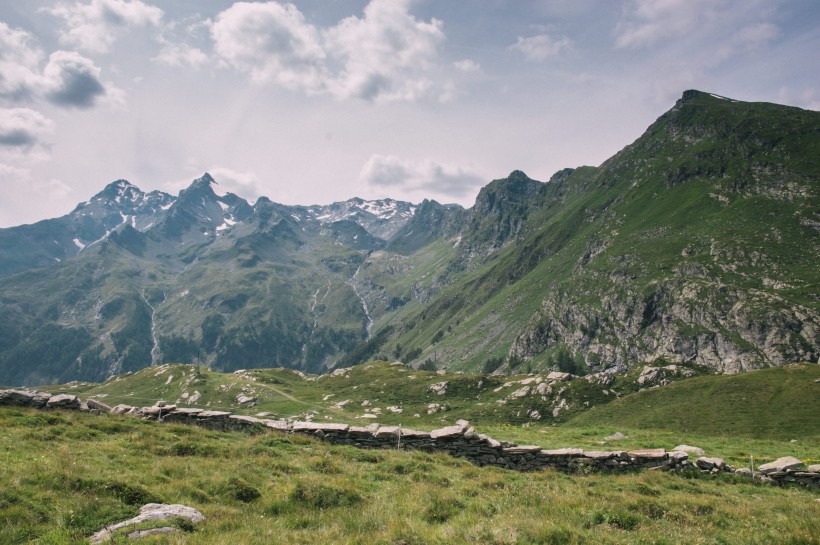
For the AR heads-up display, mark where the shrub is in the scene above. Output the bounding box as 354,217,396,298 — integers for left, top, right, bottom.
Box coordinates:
289,481,362,510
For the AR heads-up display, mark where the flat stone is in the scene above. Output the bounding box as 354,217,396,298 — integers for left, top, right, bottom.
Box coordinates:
111,404,134,415
399,428,430,439
0,389,52,407
374,425,402,437
127,527,178,540
502,445,542,454
672,444,705,456
541,448,584,457
229,415,263,425
807,464,820,473
584,451,617,460
86,398,112,412
735,467,753,477
292,421,349,432
668,451,689,461
46,394,81,410
546,371,573,382
262,419,289,431
629,449,667,460
236,394,257,404
430,425,464,439
758,456,804,475
696,457,725,470
196,410,231,418
169,408,203,416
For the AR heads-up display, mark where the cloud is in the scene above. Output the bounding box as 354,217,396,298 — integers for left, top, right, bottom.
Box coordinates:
209,0,448,102
0,22,119,109
360,154,485,199
0,22,44,101
614,0,780,51
512,33,572,61
153,43,208,68
44,0,163,54
453,59,481,73
208,167,264,198
42,51,107,108
210,2,326,91
0,108,54,150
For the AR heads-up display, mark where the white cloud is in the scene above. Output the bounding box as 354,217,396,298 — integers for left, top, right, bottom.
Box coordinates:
512,33,572,61
453,59,481,73
209,0,448,102
42,51,107,108
208,167,264,198
0,22,44,101
45,0,163,53
324,0,445,102
360,154,485,199
0,108,54,151
153,43,208,68
210,2,327,91
0,22,119,109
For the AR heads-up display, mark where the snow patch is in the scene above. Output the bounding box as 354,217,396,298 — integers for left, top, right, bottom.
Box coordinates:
73,238,86,250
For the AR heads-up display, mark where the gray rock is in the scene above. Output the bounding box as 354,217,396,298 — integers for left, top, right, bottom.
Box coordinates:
629,449,667,460
292,422,349,432
696,457,725,471
89,503,205,543
110,404,134,415
758,456,804,475
604,432,627,441
127,527,178,539
235,394,257,405
735,467,753,477
0,389,52,407
46,394,81,410
86,398,112,413
430,425,464,439
807,464,820,473
672,444,705,456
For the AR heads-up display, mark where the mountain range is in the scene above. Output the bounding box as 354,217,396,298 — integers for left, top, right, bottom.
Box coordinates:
0,90,817,386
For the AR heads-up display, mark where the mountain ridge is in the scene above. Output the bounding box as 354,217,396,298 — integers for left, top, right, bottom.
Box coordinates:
0,90,817,386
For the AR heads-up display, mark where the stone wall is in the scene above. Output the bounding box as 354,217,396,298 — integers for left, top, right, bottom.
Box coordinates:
1,388,817,489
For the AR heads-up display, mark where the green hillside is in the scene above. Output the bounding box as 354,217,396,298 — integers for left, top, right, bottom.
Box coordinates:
570,364,820,439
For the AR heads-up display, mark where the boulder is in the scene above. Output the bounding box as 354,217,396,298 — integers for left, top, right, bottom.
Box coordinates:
758,456,804,475
672,444,705,456
546,371,573,382
89,503,205,544
430,425,464,439
86,398,113,413
604,432,627,441
629,449,667,460
696,457,725,471
110,404,134,415
46,394,81,410
236,394,257,405
807,464,820,473
0,389,52,407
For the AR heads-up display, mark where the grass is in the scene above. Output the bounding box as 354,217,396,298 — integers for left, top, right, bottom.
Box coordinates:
1,406,819,545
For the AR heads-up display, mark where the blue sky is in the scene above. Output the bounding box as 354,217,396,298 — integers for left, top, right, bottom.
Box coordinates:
1,0,818,226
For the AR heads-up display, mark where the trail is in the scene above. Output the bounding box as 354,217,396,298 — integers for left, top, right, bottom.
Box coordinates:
348,263,373,340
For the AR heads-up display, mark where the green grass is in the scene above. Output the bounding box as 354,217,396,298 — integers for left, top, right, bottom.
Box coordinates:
1,406,819,545
570,364,820,440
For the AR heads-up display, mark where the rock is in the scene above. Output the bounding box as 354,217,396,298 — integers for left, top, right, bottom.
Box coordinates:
604,432,627,441
629,449,667,460
696,457,725,471
429,381,448,395
430,425,464,439
235,394,257,405
46,394,81,410
735,467,753,477
546,371,573,382
758,456,805,475
0,389,52,407
807,464,820,473
672,444,705,456
89,503,205,544
86,398,113,413
293,422,349,432
111,404,134,415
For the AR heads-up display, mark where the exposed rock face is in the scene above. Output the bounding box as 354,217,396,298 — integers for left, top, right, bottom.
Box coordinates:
510,282,818,374
89,503,205,543
0,389,52,407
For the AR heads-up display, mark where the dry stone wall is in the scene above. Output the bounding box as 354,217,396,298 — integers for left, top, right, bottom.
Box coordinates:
1,388,817,489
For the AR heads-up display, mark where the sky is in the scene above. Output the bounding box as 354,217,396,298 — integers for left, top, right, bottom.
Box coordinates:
0,0,818,227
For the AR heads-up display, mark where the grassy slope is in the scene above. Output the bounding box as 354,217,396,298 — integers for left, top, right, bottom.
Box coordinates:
1,406,819,545
570,364,820,440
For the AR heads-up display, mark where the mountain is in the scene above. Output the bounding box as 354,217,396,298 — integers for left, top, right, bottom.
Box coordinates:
0,90,817,386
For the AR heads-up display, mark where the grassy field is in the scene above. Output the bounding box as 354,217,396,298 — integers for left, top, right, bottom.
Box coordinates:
1,406,818,545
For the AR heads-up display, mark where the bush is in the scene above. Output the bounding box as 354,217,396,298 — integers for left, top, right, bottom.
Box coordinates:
224,477,261,503
289,481,362,510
